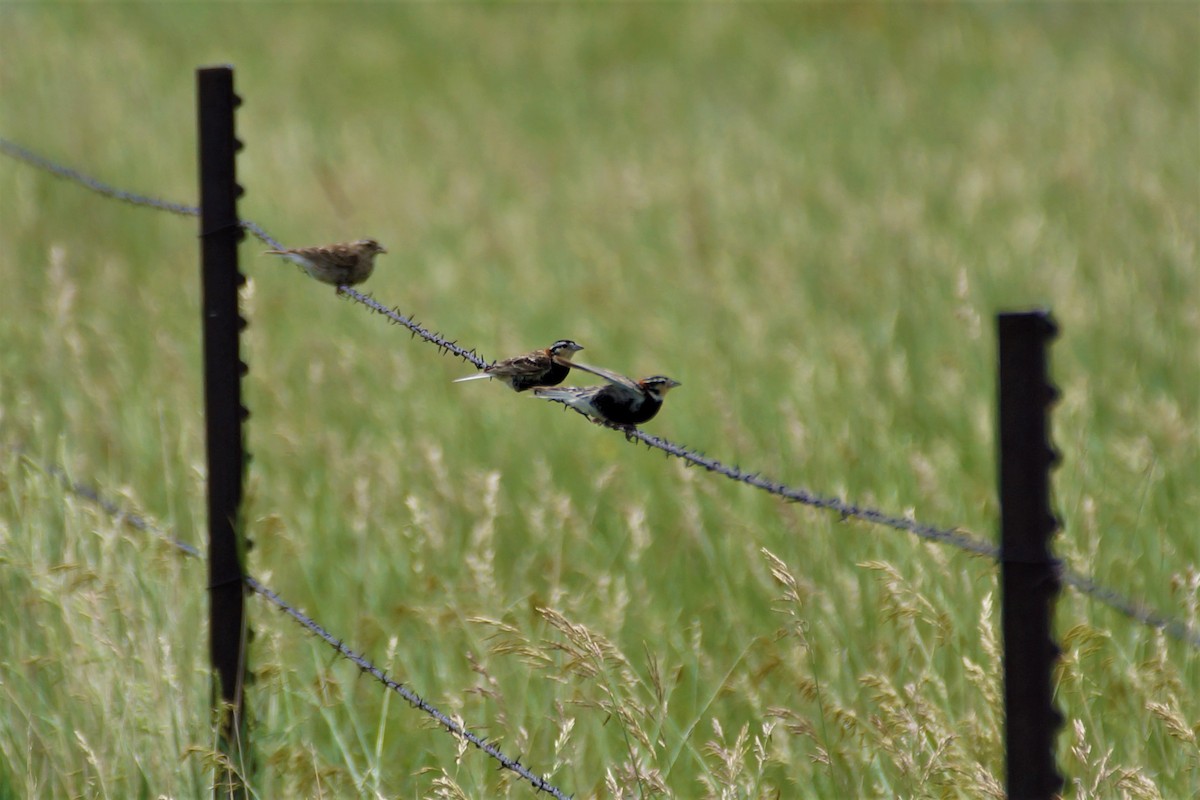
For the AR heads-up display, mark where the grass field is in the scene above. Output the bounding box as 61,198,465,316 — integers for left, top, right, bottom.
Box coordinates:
1,4,1197,798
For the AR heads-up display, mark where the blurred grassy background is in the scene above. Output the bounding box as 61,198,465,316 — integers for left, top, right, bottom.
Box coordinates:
1,4,1196,798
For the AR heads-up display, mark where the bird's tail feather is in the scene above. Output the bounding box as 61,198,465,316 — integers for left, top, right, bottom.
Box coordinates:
532,387,575,400
452,373,493,383
265,251,315,273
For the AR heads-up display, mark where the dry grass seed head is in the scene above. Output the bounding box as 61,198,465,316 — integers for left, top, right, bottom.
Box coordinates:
470,615,555,673
859,559,953,643
700,719,752,797
449,714,470,764
465,648,503,704
609,760,668,798
421,768,470,800
539,607,630,680
1168,566,1200,624
1145,701,1196,746
625,504,651,564
1136,630,1184,700
1115,769,1165,800
465,470,502,600
766,706,817,740
967,762,1006,800
550,706,576,774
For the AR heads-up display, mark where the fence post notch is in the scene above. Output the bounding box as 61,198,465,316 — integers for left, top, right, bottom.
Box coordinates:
197,64,251,800
997,310,1063,800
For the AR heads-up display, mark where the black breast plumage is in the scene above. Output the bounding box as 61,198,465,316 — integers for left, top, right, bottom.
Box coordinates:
592,387,662,425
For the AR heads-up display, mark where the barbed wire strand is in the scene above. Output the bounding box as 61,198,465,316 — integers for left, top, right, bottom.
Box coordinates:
0,137,490,371
1060,569,1200,649
626,424,1200,648
6,449,571,799
336,286,490,369
1,137,201,217
4,137,1198,651
626,424,1001,558
242,576,571,799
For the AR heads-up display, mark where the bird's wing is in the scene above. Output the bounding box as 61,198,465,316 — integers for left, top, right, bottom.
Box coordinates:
560,360,641,392
487,351,550,378
308,243,362,268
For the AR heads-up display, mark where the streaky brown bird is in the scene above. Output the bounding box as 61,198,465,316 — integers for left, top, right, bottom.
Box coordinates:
454,339,584,392
265,238,387,288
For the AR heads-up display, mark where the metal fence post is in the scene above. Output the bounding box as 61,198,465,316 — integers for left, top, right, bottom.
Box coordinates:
197,65,250,800
997,310,1063,799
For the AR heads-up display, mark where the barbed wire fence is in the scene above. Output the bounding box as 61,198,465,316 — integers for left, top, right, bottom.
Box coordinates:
1,445,572,799
3,87,1198,799
3,132,1193,651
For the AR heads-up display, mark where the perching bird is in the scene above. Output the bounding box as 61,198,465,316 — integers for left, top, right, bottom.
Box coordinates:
454,339,584,392
533,361,680,426
265,238,387,288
